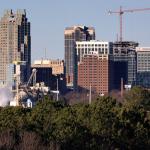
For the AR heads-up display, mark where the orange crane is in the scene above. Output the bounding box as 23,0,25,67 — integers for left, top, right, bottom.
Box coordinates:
108,6,150,41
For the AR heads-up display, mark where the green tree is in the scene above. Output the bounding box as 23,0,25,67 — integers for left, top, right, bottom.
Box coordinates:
52,106,91,150
88,96,121,149
124,86,150,110
29,96,65,145
0,106,30,131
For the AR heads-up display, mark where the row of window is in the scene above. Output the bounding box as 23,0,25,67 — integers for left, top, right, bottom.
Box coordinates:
77,48,108,51
77,44,108,47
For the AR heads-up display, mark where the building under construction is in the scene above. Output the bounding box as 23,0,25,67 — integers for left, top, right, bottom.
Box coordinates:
112,41,138,89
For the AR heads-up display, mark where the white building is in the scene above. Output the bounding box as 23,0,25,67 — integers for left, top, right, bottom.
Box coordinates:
76,40,113,63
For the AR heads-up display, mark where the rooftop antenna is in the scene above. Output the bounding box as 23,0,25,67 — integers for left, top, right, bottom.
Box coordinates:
45,48,47,60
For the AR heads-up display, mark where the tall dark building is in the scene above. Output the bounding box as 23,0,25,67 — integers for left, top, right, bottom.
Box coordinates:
64,26,95,90
113,61,128,90
113,41,138,88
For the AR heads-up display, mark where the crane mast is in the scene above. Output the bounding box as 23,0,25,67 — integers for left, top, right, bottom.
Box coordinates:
108,6,150,41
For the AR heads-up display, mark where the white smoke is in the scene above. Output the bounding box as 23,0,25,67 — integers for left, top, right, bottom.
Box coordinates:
0,87,13,107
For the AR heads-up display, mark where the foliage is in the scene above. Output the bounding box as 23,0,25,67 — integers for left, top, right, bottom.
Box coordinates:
0,88,150,149
124,86,150,110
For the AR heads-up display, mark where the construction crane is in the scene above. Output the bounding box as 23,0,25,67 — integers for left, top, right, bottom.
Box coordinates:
108,6,150,41
27,69,37,87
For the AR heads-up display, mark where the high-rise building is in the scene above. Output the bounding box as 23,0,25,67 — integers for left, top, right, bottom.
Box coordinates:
112,41,138,88
64,26,95,89
77,40,113,95
78,54,113,95
136,47,150,88
0,10,31,87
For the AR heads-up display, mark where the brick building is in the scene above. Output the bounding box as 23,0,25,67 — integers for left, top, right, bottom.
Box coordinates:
78,54,113,95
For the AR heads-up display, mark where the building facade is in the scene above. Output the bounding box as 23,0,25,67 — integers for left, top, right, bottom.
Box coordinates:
0,10,31,86
76,40,113,62
136,47,150,88
77,40,113,95
64,26,95,89
32,59,66,93
33,59,64,75
31,67,52,88
113,41,138,87
78,54,113,95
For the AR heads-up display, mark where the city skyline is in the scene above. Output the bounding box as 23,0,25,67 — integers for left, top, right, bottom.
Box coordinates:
0,0,150,62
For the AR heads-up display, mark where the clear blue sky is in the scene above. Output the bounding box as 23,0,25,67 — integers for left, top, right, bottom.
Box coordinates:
0,0,150,62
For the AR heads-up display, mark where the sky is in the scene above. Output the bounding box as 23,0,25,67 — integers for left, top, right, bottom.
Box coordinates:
0,0,150,62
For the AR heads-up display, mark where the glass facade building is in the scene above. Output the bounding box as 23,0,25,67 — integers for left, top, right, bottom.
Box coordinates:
112,41,138,87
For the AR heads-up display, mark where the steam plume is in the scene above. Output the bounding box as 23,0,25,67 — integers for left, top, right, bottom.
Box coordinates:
0,87,12,107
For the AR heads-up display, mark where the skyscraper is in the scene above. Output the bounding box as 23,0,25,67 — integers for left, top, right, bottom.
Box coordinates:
112,41,138,88
0,10,31,86
64,26,95,89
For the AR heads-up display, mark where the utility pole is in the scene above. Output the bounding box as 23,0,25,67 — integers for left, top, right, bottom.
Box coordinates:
16,75,19,106
89,84,91,104
56,78,59,101
121,78,124,98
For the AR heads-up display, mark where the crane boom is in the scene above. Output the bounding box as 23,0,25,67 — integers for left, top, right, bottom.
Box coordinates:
109,8,150,14
109,6,150,41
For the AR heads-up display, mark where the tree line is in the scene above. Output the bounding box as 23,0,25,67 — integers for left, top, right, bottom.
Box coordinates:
0,87,150,150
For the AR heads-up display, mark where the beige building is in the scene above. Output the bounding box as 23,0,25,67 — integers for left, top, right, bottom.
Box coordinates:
32,59,64,75
0,10,31,86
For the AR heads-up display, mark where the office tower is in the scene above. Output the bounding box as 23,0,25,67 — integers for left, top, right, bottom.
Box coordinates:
78,54,113,95
64,26,95,89
77,40,113,95
136,47,150,88
0,10,31,86
113,41,138,88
